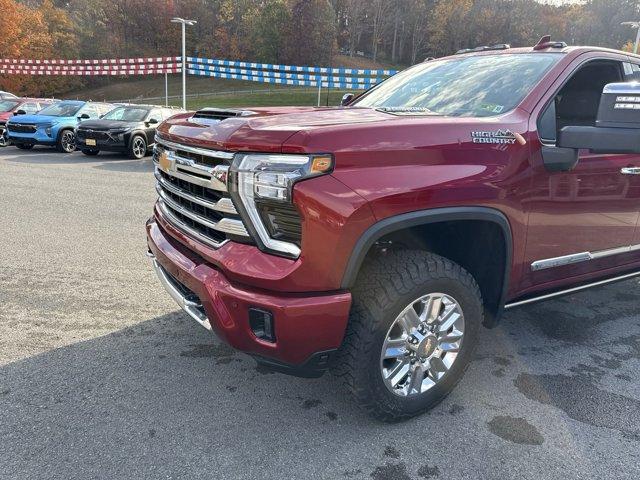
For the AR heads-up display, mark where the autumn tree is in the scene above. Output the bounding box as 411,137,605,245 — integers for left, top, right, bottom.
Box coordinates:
251,0,291,63
283,0,337,65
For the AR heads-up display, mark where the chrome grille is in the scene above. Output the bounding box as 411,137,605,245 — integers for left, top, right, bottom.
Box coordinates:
153,136,250,248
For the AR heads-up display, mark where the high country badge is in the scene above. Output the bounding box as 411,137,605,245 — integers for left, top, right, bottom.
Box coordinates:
471,130,525,145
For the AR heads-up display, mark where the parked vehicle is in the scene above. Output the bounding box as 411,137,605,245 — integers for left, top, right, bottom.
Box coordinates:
146,37,640,420
76,105,185,159
5,100,114,152
0,98,56,147
0,91,17,99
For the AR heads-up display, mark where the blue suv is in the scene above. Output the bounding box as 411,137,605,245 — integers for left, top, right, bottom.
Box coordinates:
6,100,115,152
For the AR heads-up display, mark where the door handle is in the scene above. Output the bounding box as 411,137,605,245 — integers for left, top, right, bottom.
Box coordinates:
620,167,640,175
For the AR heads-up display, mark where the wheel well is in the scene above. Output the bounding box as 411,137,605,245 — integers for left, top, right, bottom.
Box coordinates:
358,220,508,326
57,127,73,139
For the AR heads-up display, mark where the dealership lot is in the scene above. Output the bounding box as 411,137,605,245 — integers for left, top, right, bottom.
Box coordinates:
1,147,639,480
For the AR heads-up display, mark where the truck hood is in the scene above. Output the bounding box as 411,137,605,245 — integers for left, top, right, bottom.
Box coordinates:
157,107,396,153
156,106,526,155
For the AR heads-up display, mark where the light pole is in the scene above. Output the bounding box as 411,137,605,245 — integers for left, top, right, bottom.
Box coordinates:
171,17,197,109
622,21,640,54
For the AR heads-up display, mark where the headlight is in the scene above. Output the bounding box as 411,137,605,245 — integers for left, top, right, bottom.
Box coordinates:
109,128,127,134
230,153,333,258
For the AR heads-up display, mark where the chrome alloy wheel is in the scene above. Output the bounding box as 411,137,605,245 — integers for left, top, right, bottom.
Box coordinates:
61,130,76,152
380,293,465,397
0,128,7,147
132,136,146,158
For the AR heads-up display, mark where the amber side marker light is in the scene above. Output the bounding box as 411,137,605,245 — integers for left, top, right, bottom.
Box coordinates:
311,156,333,174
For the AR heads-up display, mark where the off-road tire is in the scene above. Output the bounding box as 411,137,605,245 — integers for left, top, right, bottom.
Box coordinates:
81,149,100,156
334,250,483,421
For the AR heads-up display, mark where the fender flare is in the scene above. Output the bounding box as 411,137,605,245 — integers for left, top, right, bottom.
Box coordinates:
340,206,513,317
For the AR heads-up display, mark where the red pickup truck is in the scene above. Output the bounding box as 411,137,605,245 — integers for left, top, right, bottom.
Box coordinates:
146,38,640,420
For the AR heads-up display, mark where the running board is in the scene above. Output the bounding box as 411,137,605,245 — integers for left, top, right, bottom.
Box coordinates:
504,270,640,309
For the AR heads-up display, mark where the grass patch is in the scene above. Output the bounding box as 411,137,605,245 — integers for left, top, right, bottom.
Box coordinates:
182,89,351,109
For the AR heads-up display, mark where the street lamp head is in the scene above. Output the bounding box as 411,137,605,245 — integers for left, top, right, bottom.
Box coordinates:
171,17,197,26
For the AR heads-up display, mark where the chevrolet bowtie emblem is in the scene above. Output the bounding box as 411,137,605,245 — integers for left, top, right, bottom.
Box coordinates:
212,167,228,185
158,150,172,172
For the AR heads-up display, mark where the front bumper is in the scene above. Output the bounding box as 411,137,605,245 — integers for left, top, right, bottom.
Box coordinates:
76,133,127,152
6,129,55,146
146,218,352,375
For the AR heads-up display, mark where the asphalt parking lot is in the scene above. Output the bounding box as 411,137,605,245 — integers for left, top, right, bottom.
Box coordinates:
1,146,639,480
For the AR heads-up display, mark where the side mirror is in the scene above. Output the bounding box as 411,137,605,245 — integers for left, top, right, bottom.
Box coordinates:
147,118,159,125
341,93,355,106
78,113,90,120
14,109,26,116
558,82,640,155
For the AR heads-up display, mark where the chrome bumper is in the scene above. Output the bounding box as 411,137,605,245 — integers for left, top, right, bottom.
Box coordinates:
146,251,212,330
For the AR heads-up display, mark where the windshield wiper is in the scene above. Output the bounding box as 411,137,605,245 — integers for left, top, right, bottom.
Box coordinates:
375,107,442,116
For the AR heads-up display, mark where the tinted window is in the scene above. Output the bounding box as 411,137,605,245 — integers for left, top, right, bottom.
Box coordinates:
78,105,98,118
95,104,116,116
21,103,39,114
624,62,640,81
538,60,624,144
354,53,561,117
0,100,19,112
102,107,150,122
38,102,82,117
148,109,162,123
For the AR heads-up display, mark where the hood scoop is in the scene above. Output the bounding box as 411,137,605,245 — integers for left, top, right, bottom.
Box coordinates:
192,108,256,124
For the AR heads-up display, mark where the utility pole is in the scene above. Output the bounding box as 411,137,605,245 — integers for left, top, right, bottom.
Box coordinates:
171,17,197,109
622,21,640,54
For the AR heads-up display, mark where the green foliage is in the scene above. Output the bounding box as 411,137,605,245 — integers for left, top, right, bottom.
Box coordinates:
251,0,290,63
283,0,337,65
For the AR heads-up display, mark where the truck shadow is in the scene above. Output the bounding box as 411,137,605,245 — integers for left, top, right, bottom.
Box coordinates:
2,281,639,478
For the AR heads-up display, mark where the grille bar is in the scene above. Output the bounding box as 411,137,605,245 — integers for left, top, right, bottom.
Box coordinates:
154,136,252,248
158,201,228,249
157,137,234,160
154,169,237,214
156,185,248,237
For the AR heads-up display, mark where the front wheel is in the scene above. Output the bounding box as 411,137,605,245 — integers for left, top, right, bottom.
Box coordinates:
0,131,9,147
128,135,147,159
56,129,76,153
334,250,483,421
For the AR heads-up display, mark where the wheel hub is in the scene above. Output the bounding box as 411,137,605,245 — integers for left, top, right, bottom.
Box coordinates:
407,326,438,359
380,293,465,397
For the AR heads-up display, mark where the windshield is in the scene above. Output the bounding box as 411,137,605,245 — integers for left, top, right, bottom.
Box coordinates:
101,107,149,122
354,53,560,117
37,102,82,117
0,100,20,112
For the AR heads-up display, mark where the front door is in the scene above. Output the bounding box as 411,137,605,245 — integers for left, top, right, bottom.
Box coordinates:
522,54,640,290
